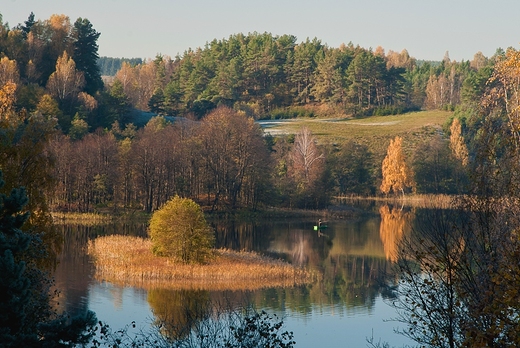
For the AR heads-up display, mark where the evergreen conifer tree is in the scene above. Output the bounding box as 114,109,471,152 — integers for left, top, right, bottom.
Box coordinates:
0,171,97,346
20,12,35,39
72,18,103,95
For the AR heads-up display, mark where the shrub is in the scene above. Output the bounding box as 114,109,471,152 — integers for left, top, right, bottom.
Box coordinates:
149,196,215,264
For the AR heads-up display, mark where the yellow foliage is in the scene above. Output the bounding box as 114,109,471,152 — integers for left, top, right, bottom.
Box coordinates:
0,56,20,86
449,118,469,167
46,51,84,101
37,94,61,119
48,14,71,31
487,48,520,148
149,196,214,264
0,81,17,119
380,136,415,195
379,204,412,262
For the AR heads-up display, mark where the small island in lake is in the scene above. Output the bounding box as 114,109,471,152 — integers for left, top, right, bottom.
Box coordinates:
87,235,315,291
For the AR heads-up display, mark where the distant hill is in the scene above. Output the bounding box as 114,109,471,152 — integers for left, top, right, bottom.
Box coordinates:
98,56,144,76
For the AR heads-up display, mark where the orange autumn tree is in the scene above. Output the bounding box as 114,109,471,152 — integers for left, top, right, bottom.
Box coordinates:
486,48,520,149
449,117,469,167
0,81,17,119
380,136,415,196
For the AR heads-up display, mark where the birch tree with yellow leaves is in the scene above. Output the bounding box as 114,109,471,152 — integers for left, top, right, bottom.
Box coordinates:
46,51,84,104
0,81,17,119
380,136,415,195
449,118,469,167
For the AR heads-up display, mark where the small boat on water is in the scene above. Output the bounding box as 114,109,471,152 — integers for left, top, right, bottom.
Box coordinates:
313,219,327,230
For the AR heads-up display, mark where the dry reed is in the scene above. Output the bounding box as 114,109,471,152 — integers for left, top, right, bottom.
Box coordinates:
52,212,114,225
336,194,457,209
87,235,316,291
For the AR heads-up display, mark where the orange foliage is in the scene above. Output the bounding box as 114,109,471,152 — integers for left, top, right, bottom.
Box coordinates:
78,92,98,111
0,57,20,86
487,48,520,148
379,204,412,262
449,118,469,166
48,14,71,32
380,136,415,195
0,81,17,118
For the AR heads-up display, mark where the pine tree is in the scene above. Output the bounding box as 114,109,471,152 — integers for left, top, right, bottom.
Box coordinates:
148,88,166,115
19,12,35,39
0,172,32,345
72,17,103,95
0,171,97,346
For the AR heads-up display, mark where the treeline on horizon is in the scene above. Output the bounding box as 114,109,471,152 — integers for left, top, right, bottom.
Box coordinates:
100,33,497,120
0,11,516,214
98,57,143,76
0,11,498,127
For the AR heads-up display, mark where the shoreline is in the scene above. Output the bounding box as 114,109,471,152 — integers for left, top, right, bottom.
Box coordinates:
51,193,456,225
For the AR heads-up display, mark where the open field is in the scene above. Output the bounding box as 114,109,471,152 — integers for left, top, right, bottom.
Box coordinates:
260,110,453,160
88,235,315,291
260,110,451,139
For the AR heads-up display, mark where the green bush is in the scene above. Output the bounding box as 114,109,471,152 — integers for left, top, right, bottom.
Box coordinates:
149,196,215,264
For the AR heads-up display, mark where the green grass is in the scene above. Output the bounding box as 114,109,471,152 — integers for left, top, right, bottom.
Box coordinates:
264,110,453,160
264,110,450,140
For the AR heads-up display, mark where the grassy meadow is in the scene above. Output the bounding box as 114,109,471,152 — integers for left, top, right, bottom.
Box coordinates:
263,110,453,160
88,235,315,291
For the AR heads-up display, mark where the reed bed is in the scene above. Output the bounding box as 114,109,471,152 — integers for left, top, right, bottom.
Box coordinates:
87,235,316,291
52,212,115,225
336,194,457,209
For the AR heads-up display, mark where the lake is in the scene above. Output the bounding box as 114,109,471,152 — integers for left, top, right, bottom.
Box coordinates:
53,203,418,347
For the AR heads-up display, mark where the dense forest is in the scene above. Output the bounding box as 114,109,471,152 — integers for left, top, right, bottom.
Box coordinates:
98,56,143,76
103,35,495,119
0,11,514,214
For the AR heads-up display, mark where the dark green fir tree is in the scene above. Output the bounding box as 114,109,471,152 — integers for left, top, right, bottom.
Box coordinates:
0,171,97,347
72,17,103,95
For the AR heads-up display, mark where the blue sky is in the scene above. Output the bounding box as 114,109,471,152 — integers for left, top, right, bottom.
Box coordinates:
2,0,519,61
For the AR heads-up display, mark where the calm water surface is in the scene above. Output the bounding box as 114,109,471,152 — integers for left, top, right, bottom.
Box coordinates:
53,204,418,347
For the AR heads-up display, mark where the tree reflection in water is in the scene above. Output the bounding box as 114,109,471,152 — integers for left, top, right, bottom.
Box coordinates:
148,289,211,341
378,204,413,262
147,289,295,347
54,209,426,345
